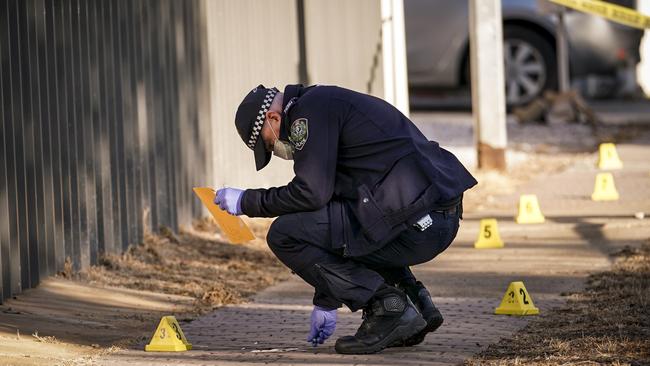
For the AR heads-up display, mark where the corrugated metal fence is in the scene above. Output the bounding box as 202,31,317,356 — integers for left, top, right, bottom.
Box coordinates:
0,0,212,303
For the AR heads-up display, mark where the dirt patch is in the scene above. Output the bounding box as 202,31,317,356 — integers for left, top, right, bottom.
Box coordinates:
464,120,650,208
466,242,650,366
0,337,119,366
82,218,289,309
464,123,650,213
463,151,591,212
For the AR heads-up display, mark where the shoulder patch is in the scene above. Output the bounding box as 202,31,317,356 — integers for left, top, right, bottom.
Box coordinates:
289,118,309,151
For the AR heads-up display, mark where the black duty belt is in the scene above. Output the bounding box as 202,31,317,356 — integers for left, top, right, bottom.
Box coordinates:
412,195,463,231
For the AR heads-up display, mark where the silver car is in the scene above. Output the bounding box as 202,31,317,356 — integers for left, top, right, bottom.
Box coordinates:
405,0,643,106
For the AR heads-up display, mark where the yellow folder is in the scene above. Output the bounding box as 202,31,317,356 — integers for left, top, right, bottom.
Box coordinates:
193,187,255,244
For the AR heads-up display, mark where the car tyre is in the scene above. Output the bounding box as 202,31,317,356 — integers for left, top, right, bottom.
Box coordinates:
462,24,557,108
502,25,557,107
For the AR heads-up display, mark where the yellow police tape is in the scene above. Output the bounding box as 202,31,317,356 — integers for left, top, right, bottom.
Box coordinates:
549,0,650,29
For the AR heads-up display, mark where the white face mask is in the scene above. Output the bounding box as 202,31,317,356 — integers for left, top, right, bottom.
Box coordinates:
268,120,294,160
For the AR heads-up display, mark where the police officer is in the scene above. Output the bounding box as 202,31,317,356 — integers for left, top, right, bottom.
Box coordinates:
214,84,477,354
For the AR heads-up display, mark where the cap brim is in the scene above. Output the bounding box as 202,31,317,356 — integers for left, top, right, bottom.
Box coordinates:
253,137,272,171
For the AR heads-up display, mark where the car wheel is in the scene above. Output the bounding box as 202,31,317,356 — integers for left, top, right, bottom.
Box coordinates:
503,25,557,107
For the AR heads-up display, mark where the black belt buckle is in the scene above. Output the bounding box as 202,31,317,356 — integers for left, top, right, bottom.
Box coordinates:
446,205,458,215
431,203,459,218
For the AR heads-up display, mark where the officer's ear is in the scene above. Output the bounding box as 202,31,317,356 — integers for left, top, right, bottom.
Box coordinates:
265,110,282,127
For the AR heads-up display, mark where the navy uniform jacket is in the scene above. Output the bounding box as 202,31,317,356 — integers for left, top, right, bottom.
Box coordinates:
241,84,477,256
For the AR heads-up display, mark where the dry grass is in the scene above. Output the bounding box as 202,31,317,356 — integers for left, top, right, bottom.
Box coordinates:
81,218,290,311
31,330,59,344
466,243,650,366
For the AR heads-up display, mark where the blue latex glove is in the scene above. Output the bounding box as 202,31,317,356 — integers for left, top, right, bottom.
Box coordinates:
307,306,337,347
214,187,244,216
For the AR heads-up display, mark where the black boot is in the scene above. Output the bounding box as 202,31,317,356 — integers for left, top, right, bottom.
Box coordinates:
334,285,426,354
390,280,444,347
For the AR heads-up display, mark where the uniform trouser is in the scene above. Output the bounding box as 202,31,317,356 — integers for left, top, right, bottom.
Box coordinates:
266,203,461,311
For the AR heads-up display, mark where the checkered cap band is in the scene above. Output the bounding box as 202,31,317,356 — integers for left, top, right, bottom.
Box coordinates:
246,88,278,150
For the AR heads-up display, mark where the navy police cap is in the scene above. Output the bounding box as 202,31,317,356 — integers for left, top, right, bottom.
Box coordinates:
235,85,279,171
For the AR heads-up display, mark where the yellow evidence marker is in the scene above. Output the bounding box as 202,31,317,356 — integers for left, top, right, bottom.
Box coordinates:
515,194,545,224
597,143,623,170
474,219,504,249
145,316,192,352
591,173,619,201
193,187,255,244
494,281,539,316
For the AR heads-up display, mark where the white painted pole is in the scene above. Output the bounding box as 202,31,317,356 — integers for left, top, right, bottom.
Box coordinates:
638,0,650,96
469,0,507,170
381,0,410,117
556,10,571,93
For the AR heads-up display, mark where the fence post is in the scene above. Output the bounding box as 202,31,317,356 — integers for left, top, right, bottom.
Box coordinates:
469,0,507,170
639,0,650,96
381,0,410,117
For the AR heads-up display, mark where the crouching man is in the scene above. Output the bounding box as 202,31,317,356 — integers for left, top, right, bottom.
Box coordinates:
214,84,476,354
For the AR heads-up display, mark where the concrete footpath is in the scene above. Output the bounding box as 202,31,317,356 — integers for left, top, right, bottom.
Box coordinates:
97,136,650,366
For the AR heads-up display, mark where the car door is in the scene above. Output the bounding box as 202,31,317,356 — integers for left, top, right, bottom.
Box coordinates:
405,0,469,87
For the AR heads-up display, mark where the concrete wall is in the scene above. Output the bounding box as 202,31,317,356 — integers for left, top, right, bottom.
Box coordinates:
204,0,300,190
304,0,384,97
203,0,384,190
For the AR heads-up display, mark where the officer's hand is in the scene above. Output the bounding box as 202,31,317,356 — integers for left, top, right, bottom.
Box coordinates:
307,306,337,347
214,188,244,216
